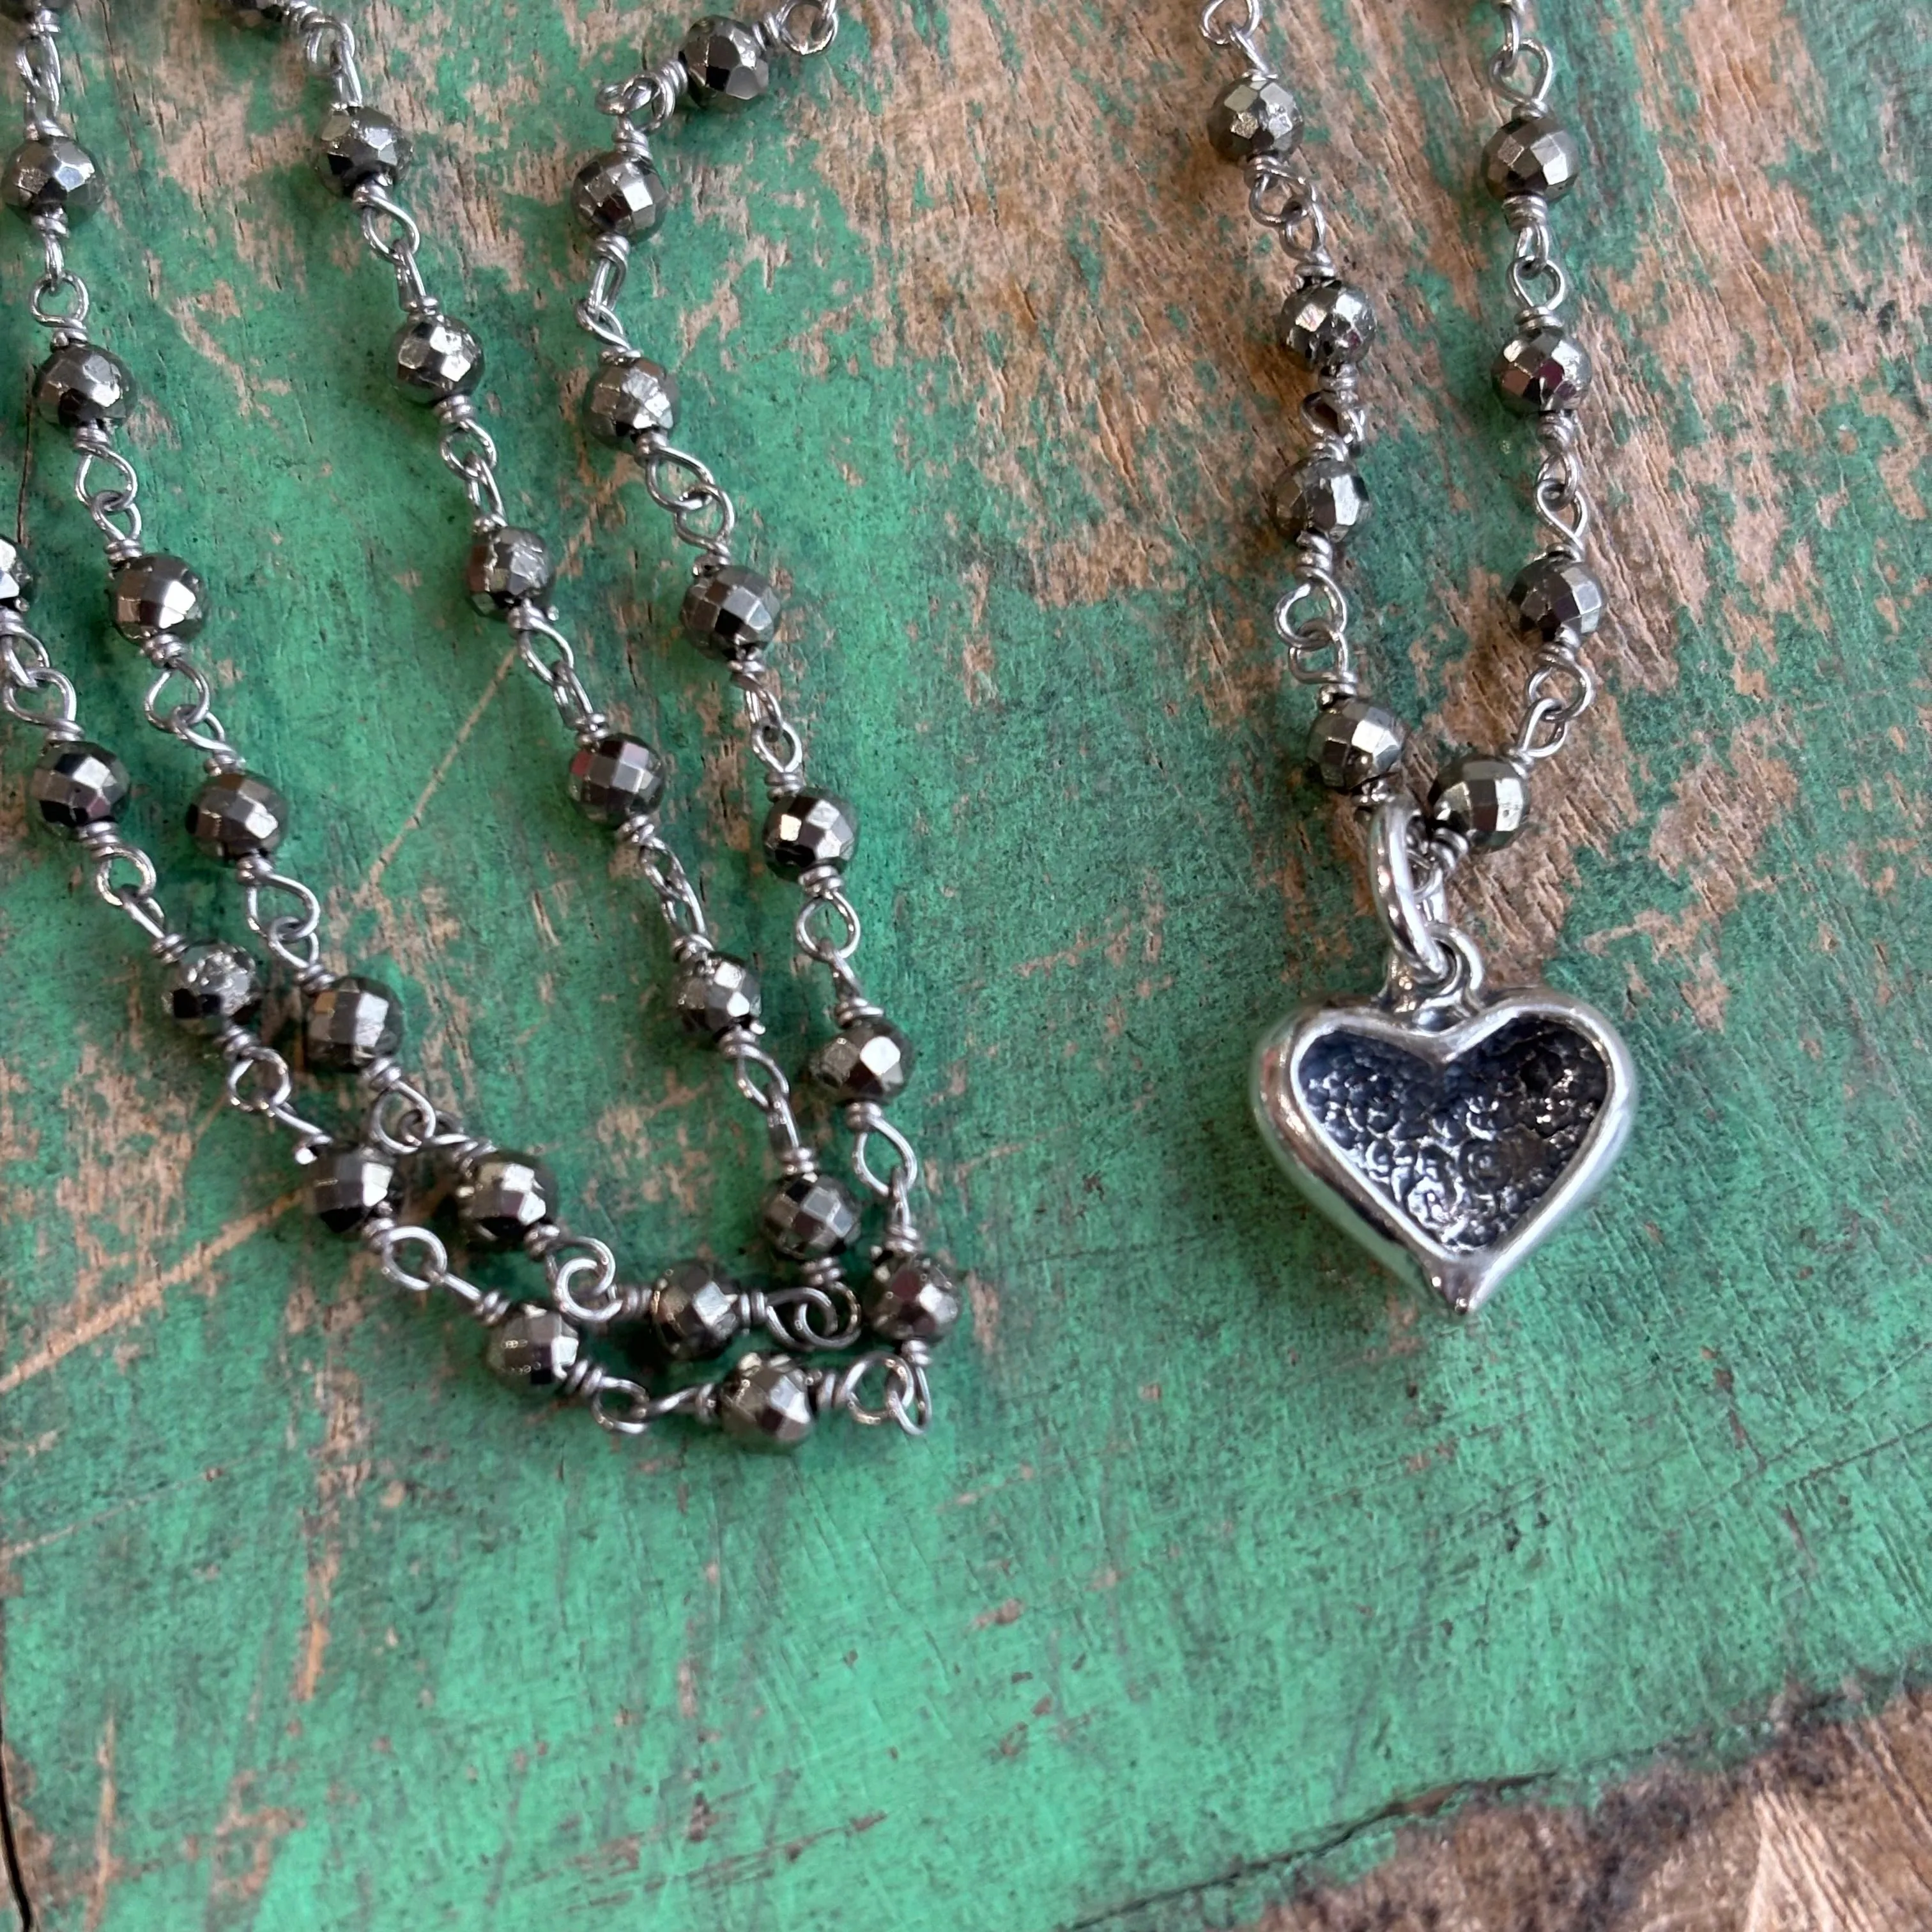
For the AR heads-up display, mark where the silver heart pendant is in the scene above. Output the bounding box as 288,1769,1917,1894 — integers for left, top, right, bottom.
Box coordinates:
1252,986,1636,1314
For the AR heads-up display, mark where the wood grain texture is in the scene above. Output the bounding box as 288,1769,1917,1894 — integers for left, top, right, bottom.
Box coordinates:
0,0,1926,1927
1239,1686,1932,1930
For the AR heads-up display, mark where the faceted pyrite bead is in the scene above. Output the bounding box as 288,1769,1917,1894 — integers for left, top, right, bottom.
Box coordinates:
185,770,288,861
109,553,207,642
680,564,781,661
1482,114,1583,204
1278,280,1376,370
0,136,102,221
717,1351,816,1450
0,535,31,611
645,1258,742,1361
1429,753,1531,850
1507,553,1604,642
581,354,678,447
672,952,760,1039
679,17,770,107
162,940,262,1035
486,1305,582,1391
762,1170,861,1261
1268,457,1372,542
454,1149,559,1246
568,732,665,826
307,1144,402,1235
305,974,404,1072
33,342,133,430
1206,75,1301,162
864,1252,962,1344
1305,694,1406,793
392,315,484,404
464,525,553,617
316,105,411,197
762,790,857,878
811,1015,915,1105
29,739,128,837
571,150,668,238
1493,327,1591,416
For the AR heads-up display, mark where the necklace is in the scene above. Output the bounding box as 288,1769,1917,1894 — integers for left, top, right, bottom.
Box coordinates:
1199,0,1636,1311
2,0,963,1445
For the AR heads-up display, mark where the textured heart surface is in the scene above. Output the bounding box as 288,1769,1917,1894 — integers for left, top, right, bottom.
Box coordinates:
1295,1015,1610,1255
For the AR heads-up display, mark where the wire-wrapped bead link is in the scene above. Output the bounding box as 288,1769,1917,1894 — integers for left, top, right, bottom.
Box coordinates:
1200,0,1609,930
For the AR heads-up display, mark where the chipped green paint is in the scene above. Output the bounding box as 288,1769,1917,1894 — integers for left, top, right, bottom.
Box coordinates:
0,0,1928,1928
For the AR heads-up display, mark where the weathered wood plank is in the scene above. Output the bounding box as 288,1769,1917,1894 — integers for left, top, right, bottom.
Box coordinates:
0,0,1926,1926
1255,1687,1932,1931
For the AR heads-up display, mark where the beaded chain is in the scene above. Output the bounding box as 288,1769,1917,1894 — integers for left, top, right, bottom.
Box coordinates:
1200,0,1607,995
0,0,968,1450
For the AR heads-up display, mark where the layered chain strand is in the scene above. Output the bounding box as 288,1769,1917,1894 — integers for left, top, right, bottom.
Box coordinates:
0,1,939,1445
560,0,962,1426
197,0,950,1439
1199,0,1608,989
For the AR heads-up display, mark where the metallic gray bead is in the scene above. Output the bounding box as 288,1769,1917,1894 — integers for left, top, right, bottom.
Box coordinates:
581,355,678,448
109,553,207,642
29,739,127,838
568,732,665,826
571,150,668,238
1305,696,1406,793
392,315,484,404
1429,754,1531,850
185,769,287,861
680,564,780,661
464,525,553,617
0,535,31,611
811,1016,915,1105
1207,75,1301,162
672,952,760,1039
307,1144,402,1235
679,17,771,106
1507,554,1604,642
454,1149,559,1246
864,1253,962,1344
1493,327,1591,416
762,1171,861,1261
33,343,133,431
762,790,857,878
1,136,102,221
162,940,262,1034
0,0,75,15
645,1258,742,1361
1279,280,1376,370
486,1305,582,1391
1269,458,1372,542
316,105,411,197
1482,114,1583,204
305,974,404,1072
717,1351,816,1450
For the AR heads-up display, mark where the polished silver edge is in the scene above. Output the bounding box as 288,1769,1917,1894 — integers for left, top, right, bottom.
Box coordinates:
1252,985,1636,1314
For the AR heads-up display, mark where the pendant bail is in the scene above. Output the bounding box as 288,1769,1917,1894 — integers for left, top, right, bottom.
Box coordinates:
1367,794,1449,977
1367,796,1487,1020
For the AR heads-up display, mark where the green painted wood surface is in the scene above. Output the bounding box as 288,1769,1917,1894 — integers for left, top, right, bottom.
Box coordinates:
0,0,1927,1926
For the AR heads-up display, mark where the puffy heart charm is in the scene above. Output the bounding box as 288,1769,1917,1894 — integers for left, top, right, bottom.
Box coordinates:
1252,986,1636,1312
